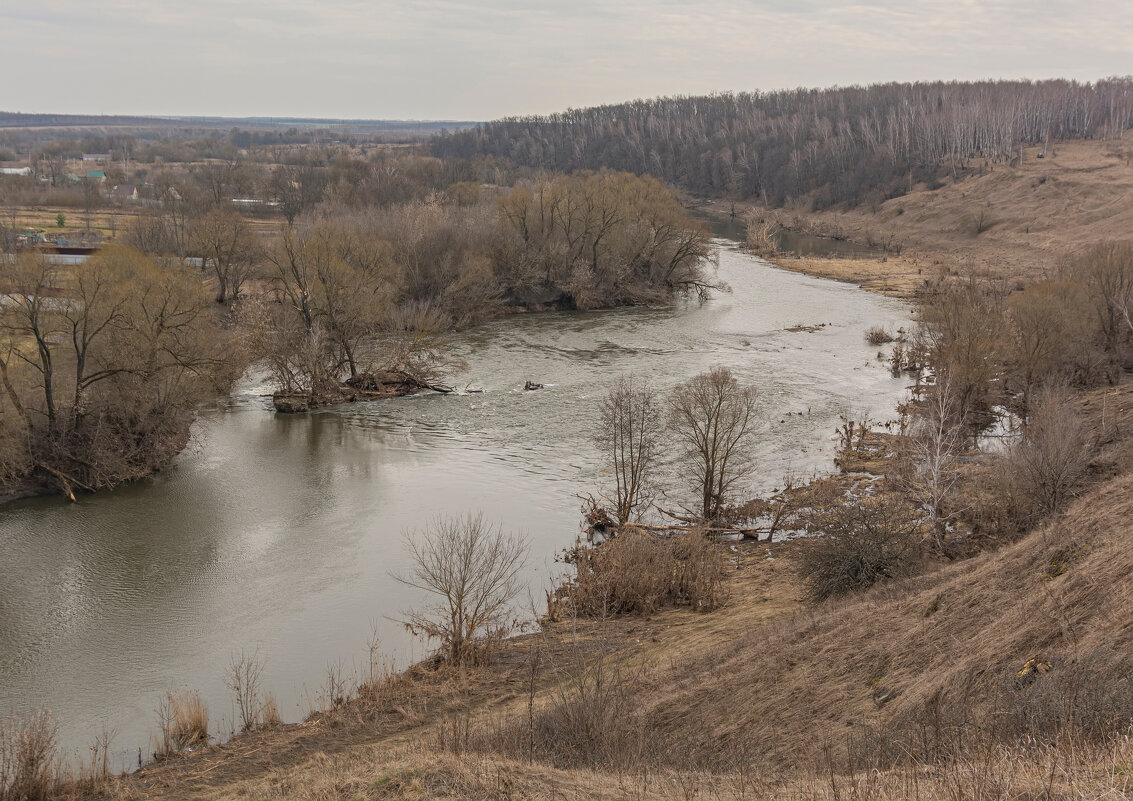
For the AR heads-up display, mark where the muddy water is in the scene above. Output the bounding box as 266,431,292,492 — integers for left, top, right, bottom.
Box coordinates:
0,238,910,767
697,214,882,259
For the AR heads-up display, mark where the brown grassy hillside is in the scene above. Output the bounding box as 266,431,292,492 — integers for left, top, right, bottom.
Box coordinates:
700,139,1133,298
107,465,1133,800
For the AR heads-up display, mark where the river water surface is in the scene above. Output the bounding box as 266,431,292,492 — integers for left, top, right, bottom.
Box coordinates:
0,239,910,767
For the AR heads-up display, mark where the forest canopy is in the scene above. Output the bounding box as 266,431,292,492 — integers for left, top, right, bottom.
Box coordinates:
433,79,1133,208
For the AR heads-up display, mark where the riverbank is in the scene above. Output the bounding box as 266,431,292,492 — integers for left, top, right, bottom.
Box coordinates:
689,138,1133,299
0,241,912,775
99,425,1133,799
19,199,1133,800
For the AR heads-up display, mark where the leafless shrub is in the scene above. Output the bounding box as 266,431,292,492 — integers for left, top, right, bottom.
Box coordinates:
395,513,529,667
972,207,994,234
835,412,873,454
798,495,920,601
154,690,209,759
356,629,401,709
77,728,114,791
320,661,354,711
918,280,1007,426
484,634,648,771
1068,240,1133,354
1003,385,1092,517
549,529,727,618
1006,279,1099,402
0,710,58,801
864,326,894,346
224,649,265,733
435,712,476,756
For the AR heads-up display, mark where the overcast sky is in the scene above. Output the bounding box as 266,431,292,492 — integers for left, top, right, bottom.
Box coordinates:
2,1,1130,120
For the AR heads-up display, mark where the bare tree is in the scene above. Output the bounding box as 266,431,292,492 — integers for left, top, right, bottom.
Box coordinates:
906,379,965,554
1074,241,1133,354
1005,385,1092,516
596,375,661,525
395,513,528,666
192,207,261,304
668,367,759,521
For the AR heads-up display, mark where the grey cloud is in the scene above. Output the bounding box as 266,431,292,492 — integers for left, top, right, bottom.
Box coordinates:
1,0,1129,119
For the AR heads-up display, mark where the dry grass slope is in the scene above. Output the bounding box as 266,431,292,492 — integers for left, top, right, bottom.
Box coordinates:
705,139,1133,297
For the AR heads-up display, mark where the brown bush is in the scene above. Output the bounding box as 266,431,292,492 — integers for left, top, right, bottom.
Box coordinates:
797,495,920,601
259,694,283,729
471,633,652,771
549,529,728,618
864,326,895,346
1003,385,1092,518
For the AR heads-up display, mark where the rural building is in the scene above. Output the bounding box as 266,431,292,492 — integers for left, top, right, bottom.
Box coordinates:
86,170,106,181
113,184,139,201
0,167,31,176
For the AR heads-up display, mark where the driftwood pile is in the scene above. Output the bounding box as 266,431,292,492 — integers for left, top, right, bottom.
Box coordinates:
582,502,766,543
273,369,454,413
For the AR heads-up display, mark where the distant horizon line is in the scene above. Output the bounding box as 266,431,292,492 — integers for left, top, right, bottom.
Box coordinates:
3,74,1130,125
0,111,481,126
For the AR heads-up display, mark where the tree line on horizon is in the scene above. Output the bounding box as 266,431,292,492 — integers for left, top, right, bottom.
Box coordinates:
433,78,1133,208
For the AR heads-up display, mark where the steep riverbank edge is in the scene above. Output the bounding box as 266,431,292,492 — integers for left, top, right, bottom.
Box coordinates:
102,407,1133,800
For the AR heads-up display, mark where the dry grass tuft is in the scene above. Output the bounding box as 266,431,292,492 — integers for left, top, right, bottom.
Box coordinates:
154,690,209,759
259,694,282,730
0,709,58,801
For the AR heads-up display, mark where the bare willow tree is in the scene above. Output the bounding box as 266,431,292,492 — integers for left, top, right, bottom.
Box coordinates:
596,376,661,525
395,514,528,666
669,367,759,521
0,248,234,496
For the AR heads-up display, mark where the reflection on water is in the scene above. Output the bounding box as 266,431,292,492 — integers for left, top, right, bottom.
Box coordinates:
0,240,910,767
775,229,882,260
694,212,881,259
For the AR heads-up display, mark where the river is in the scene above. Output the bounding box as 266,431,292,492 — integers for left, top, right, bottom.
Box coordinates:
0,238,911,768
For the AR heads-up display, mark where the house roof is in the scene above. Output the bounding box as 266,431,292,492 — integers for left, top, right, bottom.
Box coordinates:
87,170,106,179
